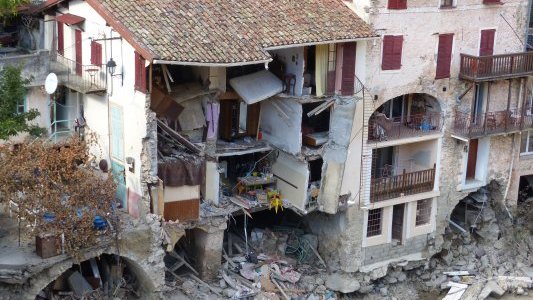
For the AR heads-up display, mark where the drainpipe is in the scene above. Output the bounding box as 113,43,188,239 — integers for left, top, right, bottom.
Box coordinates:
502,134,516,221
525,0,533,51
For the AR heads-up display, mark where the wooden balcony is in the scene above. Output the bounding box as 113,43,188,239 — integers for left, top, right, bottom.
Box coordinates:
50,51,106,94
460,52,533,82
368,112,443,142
370,165,436,203
452,109,533,139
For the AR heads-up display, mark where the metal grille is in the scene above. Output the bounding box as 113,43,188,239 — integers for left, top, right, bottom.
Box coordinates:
367,208,383,237
415,199,432,226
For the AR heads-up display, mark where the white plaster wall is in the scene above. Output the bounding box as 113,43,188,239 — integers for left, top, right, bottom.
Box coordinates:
270,47,305,96
396,139,438,173
260,98,303,155
164,185,200,202
363,206,393,247
61,1,150,199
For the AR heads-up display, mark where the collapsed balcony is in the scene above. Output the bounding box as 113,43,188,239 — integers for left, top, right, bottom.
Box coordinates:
459,52,533,82
50,51,106,94
368,93,443,143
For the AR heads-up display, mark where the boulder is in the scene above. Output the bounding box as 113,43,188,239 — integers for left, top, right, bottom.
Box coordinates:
325,273,360,293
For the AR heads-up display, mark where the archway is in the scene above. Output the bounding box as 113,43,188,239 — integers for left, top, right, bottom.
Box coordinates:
368,93,442,142
35,253,154,299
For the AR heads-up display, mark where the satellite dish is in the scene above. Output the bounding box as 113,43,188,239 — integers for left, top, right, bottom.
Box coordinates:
45,73,58,95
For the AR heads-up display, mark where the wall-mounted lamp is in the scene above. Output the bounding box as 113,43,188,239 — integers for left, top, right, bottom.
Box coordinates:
107,58,123,86
126,157,135,173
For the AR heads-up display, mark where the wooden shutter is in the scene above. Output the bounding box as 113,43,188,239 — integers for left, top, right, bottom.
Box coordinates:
91,41,102,65
479,29,495,56
436,34,454,79
388,0,407,9
382,35,403,70
57,21,64,55
341,42,357,96
134,52,147,92
75,30,82,75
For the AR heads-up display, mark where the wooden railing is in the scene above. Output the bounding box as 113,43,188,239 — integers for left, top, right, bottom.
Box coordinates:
453,108,533,138
370,165,436,202
368,112,443,142
50,51,106,94
460,52,533,81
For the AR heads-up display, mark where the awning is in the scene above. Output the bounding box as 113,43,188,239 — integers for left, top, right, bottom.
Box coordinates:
229,70,283,105
56,13,85,25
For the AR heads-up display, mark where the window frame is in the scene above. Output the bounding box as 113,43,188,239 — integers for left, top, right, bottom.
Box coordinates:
440,0,456,8
521,130,533,155
366,208,383,237
16,96,27,115
415,199,432,226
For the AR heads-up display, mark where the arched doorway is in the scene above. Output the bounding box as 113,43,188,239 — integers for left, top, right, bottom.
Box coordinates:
368,93,443,142
35,253,153,299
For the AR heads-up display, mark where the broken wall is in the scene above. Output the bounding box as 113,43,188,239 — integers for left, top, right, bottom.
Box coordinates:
260,98,302,155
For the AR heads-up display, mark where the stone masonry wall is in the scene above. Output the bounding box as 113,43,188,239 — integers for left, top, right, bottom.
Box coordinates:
363,234,430,266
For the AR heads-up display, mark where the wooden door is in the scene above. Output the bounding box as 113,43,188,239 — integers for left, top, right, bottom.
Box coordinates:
246,102,260,137
479,30,495,56
75,29,82,75
392,204,405,243
466,139,478,180
341,42,356,96
219,100,237,141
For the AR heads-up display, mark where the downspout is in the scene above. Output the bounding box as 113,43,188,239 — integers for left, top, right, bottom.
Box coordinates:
525,0,533,51
502,134,516,221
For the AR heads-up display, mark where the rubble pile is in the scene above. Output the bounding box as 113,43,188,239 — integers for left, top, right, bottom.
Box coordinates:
357,187,533,300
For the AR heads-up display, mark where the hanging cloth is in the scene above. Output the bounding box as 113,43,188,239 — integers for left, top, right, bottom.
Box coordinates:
315,44,329,97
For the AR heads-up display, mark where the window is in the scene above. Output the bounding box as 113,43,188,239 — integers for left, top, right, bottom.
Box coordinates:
388,0,407,9
134,52,146,92
436,34,454,79
57,21,64,55
382,35,403,70
90,41,103,65
16,96,27,114
367,208,383,237
483,0,501,4
521,131,533,155
415,199,432,226
440,0,455,7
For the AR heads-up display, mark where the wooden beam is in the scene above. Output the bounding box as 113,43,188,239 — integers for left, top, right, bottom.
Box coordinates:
157,119,202,154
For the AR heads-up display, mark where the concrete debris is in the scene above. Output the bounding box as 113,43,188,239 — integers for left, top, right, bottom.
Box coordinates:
478,280,506,299
325,273,360,293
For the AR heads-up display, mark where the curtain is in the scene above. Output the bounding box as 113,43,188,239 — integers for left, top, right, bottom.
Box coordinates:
315,44,329,97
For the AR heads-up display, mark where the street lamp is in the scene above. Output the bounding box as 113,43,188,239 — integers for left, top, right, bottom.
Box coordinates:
106,58,123,86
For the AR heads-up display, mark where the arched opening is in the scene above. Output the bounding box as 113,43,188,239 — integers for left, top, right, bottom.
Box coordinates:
35,253,152,299
369,93,443,142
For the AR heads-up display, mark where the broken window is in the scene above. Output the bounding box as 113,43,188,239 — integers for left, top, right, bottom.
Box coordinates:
367,208,383,237
415,199,432,226
303,45,337,97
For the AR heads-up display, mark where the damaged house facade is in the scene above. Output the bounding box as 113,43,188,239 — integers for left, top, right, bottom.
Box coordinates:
2,0,533,298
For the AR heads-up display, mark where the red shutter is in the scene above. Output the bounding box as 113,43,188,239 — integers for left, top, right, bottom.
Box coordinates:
479,29,495,56
57,21,64,55
388,0,407,9
436,34,454,79
341,42,357,96
135,52,146,92
75,29,82,76
382,35,403,70
91,41,102,65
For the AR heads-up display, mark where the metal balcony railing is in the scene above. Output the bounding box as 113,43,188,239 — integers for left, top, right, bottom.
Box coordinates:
452,108,533,139
368,112,443,142
50,51,106,94
460,52,533,81
370,165,436,202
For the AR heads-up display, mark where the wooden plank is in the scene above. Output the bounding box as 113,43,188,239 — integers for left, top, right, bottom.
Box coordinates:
164,199,200,222
158,178,165,217
157,119,202,154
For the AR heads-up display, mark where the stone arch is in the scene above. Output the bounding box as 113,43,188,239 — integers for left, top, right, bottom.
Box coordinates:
22,250,157,300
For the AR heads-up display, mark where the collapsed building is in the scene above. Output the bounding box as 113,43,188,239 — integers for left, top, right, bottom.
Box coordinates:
0,0,532,298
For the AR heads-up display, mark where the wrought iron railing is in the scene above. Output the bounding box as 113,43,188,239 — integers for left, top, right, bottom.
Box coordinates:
452,108,533,138
50,51,106,93
370,165,436,202
460,52,533,81
368,112,443,142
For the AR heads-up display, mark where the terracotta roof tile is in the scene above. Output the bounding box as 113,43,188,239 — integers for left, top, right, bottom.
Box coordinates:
93,0,375,64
